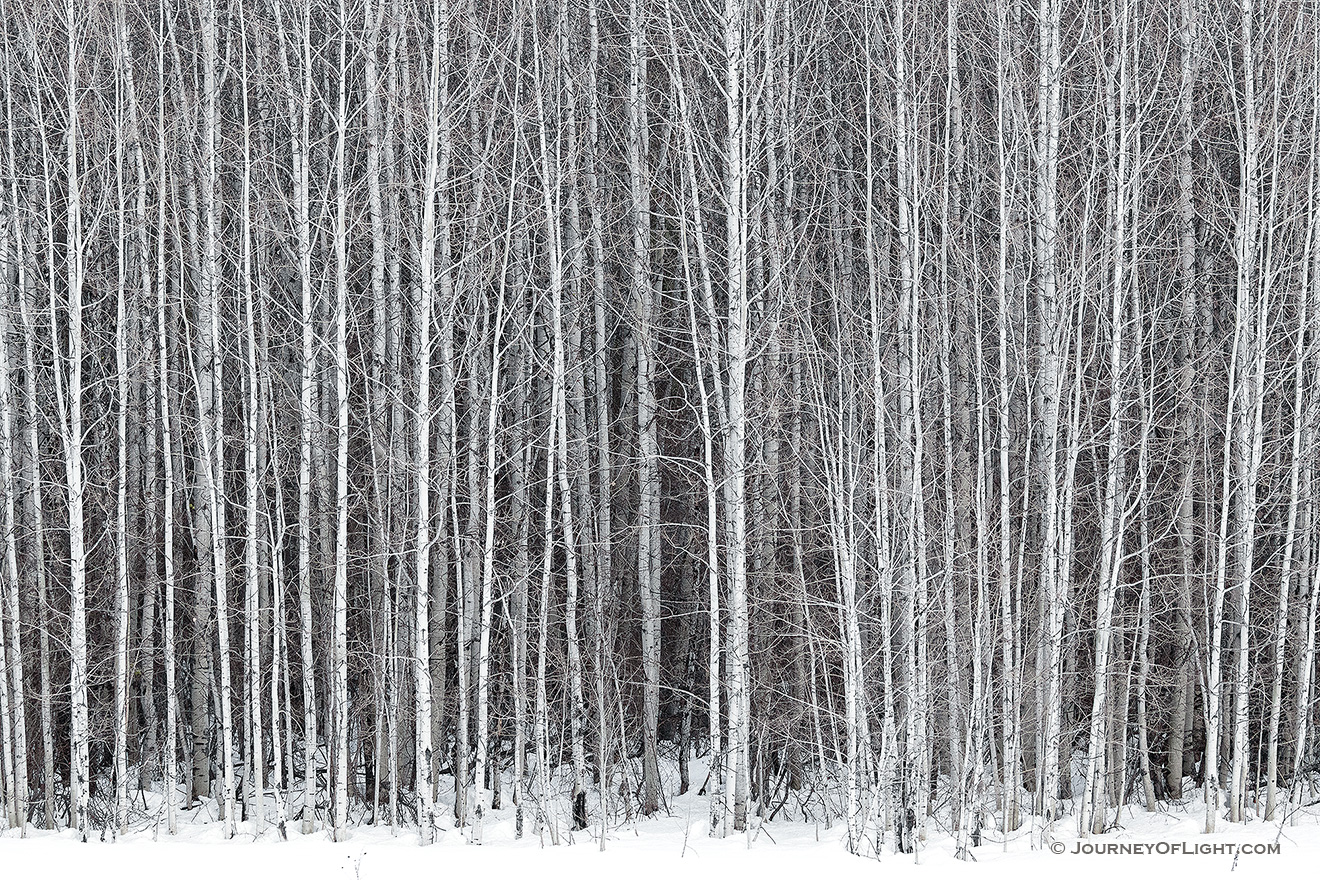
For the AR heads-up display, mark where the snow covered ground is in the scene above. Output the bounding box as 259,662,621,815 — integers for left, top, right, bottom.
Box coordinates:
2,803,1315,880
2,801,1316,880
3,759,1317,880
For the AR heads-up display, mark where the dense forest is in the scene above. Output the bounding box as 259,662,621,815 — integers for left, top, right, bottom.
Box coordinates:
0,0,1318,858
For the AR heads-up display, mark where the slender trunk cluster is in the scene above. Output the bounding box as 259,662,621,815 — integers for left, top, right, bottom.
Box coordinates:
0,0,1317,854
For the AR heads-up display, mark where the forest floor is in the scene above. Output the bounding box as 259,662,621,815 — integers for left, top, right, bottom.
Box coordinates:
2,756,1317,879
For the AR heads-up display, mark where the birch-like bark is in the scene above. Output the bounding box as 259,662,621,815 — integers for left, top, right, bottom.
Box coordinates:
413,0,450,842
190,0,237,835
531,9,588,826
1227,0,1263,825
0,119,16,839
586,0,614,839
1289,31,1320,809
1035,0,1066,831
269,0,321,833
156,37,179,828
992,0,1022,835
893,0,931,853
57,0,90,837
12,110,53,821
472,143,514,840
1265,119,1315,818
664,1,725,834
1133,278,1158,812
1204,250,1244,834
112,35,131,831
331,0,351,841
722,0,752,835
236,6,264,835
630,0,661,819
0,29,28,834
1167,0,1201,802
1081,11,1132,834
362,0,392,830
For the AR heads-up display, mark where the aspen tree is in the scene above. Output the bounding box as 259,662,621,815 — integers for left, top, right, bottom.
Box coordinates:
237,4,264,834
1204,154,1244,838
113,25,131,831
7,45,54,820
585,0,615,838
1227,0,1264,825
18,7,66,831
1243,0,1292,824
507,263,532,840
859,11,900,849
473,129,516,841
1289,18,1320,809
993,0,1022,835
1164,0,1202,802
667,8,725,840
156,20,179,828
331,0,351,840
804,295,865,853
534,326,561,845
1035,0,1067,830
173,51,216,812
0,13,28,834
630,0,662,819
267,0,321,833
125,0,159,806
939,0,970,841
722,0,752,835
1265,88,1317,818
192,0,237,835
957,279,991,859
530,5,588,828
1133,250,1158,813
412,0,450,842
55,0,91,837
1081,2,1134,833
263,326,291,837
0,119,18,840
383,0,406,829
362,0,392,830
